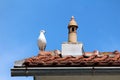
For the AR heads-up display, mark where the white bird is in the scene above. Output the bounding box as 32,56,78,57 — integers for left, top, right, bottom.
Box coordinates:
38,30,47,51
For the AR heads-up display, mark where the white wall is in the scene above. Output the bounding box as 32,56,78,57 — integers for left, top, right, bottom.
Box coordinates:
35,75,120,80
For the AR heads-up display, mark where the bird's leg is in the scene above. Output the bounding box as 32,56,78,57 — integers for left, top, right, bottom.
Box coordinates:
39,47,43,51
44,45,46,51
40,46,44,51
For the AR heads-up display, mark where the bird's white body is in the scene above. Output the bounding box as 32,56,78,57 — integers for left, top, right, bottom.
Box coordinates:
38,30,46,51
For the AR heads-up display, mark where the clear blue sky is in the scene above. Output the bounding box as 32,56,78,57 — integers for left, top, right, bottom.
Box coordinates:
0,0,120,80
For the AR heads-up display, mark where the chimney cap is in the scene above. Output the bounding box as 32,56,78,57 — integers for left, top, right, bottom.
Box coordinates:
68,16,78,28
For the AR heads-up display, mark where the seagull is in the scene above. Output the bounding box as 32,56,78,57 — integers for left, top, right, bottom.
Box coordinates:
38,30,47,51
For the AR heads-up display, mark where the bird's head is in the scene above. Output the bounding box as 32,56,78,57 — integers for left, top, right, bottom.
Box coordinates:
40,30,46,34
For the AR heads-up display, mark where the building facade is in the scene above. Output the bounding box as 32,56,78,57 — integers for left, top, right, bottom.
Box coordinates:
11,17,120,80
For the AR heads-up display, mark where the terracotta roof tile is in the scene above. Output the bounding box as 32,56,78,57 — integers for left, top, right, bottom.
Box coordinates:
23,51,120,67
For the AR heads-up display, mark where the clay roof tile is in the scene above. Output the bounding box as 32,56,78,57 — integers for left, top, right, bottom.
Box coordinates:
23,51,120,67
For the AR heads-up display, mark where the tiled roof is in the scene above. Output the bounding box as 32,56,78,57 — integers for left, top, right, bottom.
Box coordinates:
23,50,120,67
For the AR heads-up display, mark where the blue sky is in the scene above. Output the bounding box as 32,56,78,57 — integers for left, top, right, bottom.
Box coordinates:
0,0,120,80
